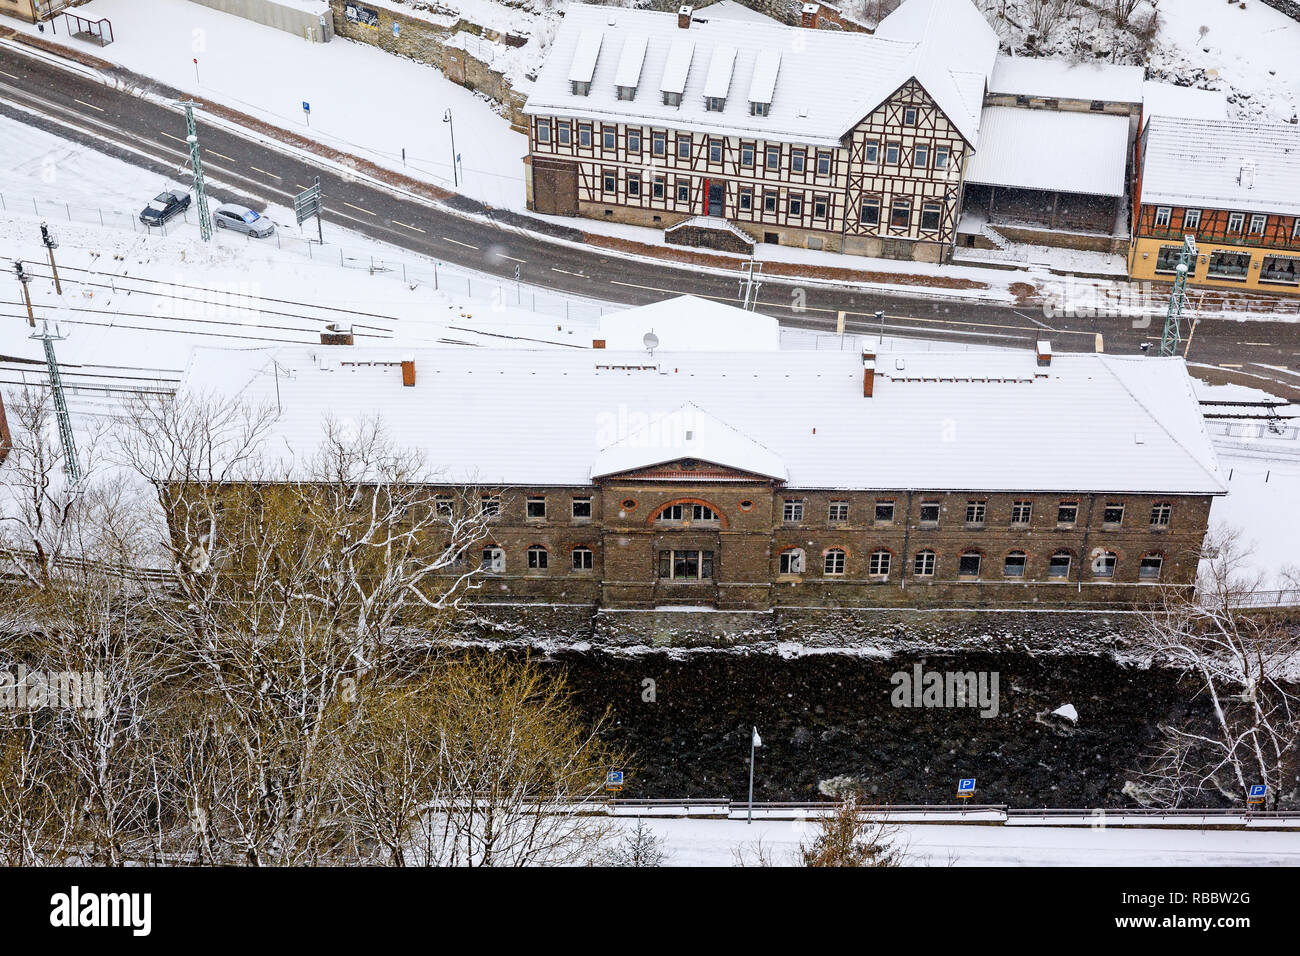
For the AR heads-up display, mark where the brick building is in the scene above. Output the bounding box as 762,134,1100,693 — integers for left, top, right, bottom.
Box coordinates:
180,297,1226,611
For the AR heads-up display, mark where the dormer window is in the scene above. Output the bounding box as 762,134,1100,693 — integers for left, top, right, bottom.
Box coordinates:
571,80,591,97
706,95,726,111
663,90,683,107
750,101,770,117
617,85,636,101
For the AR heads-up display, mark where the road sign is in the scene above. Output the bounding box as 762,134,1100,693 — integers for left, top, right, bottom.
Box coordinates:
293,176,323,242
1248,784,1267,804
302,101,310,113
606,770,624,792
957,778,976,798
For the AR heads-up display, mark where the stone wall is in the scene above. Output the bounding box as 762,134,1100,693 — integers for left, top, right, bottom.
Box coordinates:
1260,0,1300,24
664,220,756,255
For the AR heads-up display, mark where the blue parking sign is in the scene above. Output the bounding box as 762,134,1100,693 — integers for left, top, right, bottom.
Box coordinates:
1248,784,1267,803
606,770,624,791
302,101,310,113
957,778,976,797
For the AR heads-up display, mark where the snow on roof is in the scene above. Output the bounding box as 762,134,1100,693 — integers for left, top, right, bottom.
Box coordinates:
568,28,604,85
596,295,781,351
1140,117,1300,215
524,2,992,147
698,0,781,25
178,314,1224,495
614,34,648,90
965,106,1130,197
875,0,998,80
989,54,1144,104
702,44,738,101
1140,81,1227,125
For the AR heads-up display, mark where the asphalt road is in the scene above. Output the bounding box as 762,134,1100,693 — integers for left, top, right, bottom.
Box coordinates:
2,41,1300,395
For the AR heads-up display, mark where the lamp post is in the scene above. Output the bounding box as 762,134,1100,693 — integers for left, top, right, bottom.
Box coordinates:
747,726,761,824
443,108,458,188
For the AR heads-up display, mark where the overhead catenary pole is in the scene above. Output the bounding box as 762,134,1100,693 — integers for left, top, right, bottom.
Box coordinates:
181,101,213,241
13,260,35,327
40,222,62,295
31,320,80,484
1160,235,1197,357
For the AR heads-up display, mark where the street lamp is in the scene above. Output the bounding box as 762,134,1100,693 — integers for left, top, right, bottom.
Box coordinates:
443,108,458,189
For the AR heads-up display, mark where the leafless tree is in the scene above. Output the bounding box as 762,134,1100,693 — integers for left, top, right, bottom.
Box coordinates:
799,796,906,866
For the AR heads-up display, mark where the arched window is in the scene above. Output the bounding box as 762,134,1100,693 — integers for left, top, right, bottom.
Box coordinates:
1047,550,1072,578
1003,551,1027,577
779,548,805,575
572,546,594,571
1092,551,1117,578
958,550,982,579
823,548,846,575
1139,553,1163,581
480,546,504,573
913,549,936,576
526,545,549,570
868,549,892,577
656,502,719,523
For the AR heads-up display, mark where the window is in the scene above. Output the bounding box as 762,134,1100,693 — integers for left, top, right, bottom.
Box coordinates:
740,142,755,167
706,95,726,112
1250,214,1267,235
813,194,828,219
1003,551,1027,577
1184,208,1201,230
779,548,806,574
750,101,770,117
1150,502,1171,528
480,495,501,518
617,85,636,101
434,495,454,517
628,129,641,152
739,186,753,211
709,138,724,163
885,142,901,165
572,497,592,519
1103,503,1125,527
480,546,504,573
864,140,880,163
1057,502,1078,526
1154,244,1186,274
763,190,778,213
556,122,571,146
1139,554,1163,581
913,550,936,576
602,169,616,194
815,150,831,176
965,501,985,526
652,131,666,157
536,120,551,144
788,192,803,218
677,135,691,160
571,80,591,96
1011,501,1032,525
657,502,718,523
572,546,594,571
658,549,714,580
934,145,949,170
578,124,592,147
783,500,804,522
791,149,805,173
526,496,546,519
859,196,881,226
1294,218,1300,239
903,107,917,126
828,501,850,523
526,545,549,570
1228,212,1244,233
1207,250,1252,278
919,503,940,525
1261,255,1300,285
1015,95,1030,106
1048,551,1072,578
958,552,981,578
875,502,895,523
653,175,666,200
868,549,892,576
1154,206,1172,228
1090,99,1105,112
627,172,641,197
765,145,781,170
663,91,682,107
1092,551,1117,578
1044,98,1059,109
602,127,616,150
919,202,942,232
913,144,929,168
824,549,846,575
890,197,911,228
676,180,691,203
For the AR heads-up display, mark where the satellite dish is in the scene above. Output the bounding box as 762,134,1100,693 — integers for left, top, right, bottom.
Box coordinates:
643,331,659,354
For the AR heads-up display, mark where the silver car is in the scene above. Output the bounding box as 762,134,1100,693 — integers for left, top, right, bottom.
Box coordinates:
213,203,275,238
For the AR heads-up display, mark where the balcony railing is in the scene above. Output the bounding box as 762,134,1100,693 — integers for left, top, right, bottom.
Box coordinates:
1142,226,1300,250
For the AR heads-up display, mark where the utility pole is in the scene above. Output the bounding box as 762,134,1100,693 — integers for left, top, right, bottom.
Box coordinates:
40,222,61,295
1160,235,1197,357
13,260,35,327
31,320,81,483
443,108,458,188
181,101,213,241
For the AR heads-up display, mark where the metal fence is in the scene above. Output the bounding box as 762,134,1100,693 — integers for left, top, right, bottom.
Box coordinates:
0,191,618,327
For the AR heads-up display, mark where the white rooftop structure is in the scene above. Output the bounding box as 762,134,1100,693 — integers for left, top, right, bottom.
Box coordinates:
1140,81,1228,126
989,54,1144,104
178,300,1224,495
965,106,1131,197
613,34,648,90
524,1,997,147
1140,117,1300,216
568,28,603,85
596,295,781,351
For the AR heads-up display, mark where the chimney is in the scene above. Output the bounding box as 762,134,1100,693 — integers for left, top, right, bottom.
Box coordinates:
801,2,820,28
401,354,416,387
1036,339,1052,367
1240,159,1256,188
862,346,876,398
677,5,692,28
592,338,606,349
320,322,354,346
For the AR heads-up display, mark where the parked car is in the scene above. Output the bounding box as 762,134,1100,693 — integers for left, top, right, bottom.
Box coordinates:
213,204,275,238
139,189,191,226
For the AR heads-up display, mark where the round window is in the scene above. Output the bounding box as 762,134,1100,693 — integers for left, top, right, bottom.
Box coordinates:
739,499,754,511
621,498,637,511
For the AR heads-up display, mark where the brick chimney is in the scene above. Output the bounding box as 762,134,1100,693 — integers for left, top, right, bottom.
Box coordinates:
320,322,354,346
592,338,606,349
862,346,876,398
677,5,692,28
1036,339,1052,367
401,354,416,387
801,3,820,29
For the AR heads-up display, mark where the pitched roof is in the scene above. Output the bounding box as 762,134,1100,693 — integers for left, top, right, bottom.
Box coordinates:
522,1,995,147
965,106,1131,197
989,54,1145,104
1140,81,1227,126
1140,117,1300,215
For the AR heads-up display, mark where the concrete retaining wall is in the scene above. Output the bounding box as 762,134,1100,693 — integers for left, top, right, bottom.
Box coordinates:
188,0,334,42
